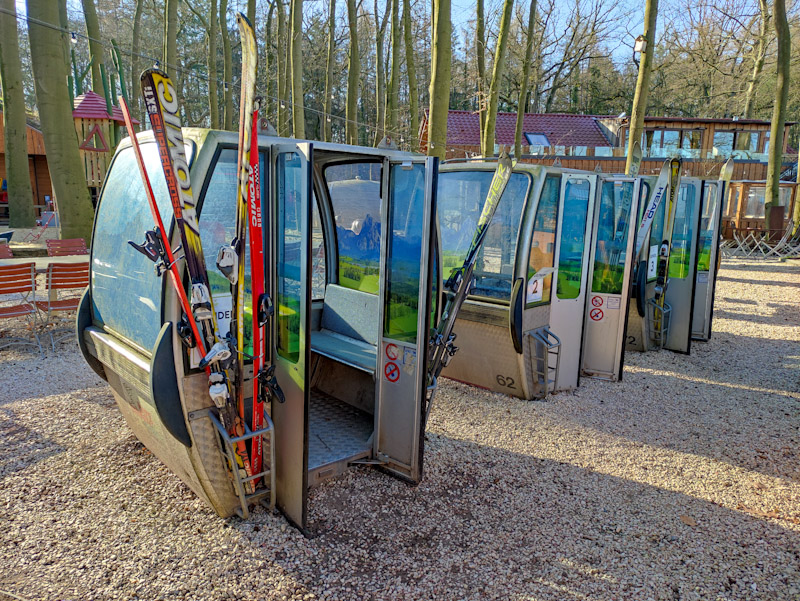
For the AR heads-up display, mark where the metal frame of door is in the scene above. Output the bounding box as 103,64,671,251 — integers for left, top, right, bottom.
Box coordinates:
581,177,641,380
270,142,312,530
549,173,597,391
664,178,702,354
691,180,724,341
375,157,437,482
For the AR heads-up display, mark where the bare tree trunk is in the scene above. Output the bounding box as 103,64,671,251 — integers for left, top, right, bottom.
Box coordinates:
265,1,275,125
625,0,657,175
323,0,336,142
130,0,144,123
402,0,419,148
427,0,450,159
514,0,537,159
81,0,105,94
247,0,256,27
385,0,400,137
743,0,770,118
346,0,359,145
164,0,178,72
276,0,288,135
289,0,305,138
766,0,790,233
373,0,389,145
209,0,220,129
481,0,514,157
0,0,35,226
221,0,233,130
27,0,95,242
476,0,485,142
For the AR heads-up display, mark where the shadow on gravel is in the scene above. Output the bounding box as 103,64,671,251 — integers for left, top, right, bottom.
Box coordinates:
717,275,800,288
712,309,798,327
720,261,800,274
0,408,63,479
264,434,800,600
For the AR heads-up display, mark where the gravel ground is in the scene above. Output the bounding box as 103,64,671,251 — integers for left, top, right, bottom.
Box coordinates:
1,258,798,601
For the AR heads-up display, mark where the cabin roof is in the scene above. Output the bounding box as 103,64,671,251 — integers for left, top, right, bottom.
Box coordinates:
73,91,139,124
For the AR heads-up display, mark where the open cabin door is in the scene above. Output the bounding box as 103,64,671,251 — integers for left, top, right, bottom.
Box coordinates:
581,177,641,380
269,143,312,529
375,157,437,481
692,181,723,341
550,173,597,391
664,180,702,354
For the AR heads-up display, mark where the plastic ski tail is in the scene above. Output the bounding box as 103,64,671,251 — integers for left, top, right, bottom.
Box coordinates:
425,150,514,426
140,67,253,486
653,158,682,325
119,96,205,353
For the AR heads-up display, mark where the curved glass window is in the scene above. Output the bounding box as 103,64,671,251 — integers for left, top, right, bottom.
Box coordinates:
696,183,719,273
325,162,382,295
668,183,697,279
556,179,591,299
526,174,560,307
437,170,530,301
591,181,635,294
92,143,174,353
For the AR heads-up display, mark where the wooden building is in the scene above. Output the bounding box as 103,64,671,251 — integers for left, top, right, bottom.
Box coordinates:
0,114,52,222
419,111,795,181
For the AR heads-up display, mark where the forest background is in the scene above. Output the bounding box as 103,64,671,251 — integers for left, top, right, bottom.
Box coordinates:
1,0,798,238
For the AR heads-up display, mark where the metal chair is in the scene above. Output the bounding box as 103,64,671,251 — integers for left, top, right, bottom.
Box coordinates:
46,238,88,257
0,262,42,353
34,261,90,350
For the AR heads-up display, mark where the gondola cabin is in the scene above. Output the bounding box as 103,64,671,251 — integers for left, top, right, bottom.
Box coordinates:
78,129,438,530
437,162,643,399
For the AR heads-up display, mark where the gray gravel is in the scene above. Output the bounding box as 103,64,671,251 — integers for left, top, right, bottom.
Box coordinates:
1,258,798,601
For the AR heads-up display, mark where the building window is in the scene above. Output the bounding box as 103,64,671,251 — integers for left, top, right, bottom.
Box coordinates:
524,133,551,147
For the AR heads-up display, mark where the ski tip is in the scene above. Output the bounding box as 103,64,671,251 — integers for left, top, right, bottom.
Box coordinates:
236,11,254,29
140,66,170,83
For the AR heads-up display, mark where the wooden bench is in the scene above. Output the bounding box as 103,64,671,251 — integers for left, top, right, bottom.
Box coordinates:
310,284,378,375
46,238,88,257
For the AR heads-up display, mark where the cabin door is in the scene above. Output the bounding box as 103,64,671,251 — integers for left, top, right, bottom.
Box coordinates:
550,173,597,391
581,177,641,380
269,143,312,529
375,157,437,481
664,180,702,354
691,181,724,341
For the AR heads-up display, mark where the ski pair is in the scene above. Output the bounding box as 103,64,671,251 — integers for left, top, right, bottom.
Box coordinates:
122,74,253,491
425,149,515,426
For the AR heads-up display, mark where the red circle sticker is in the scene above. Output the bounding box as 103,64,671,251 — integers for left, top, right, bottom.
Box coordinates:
384,361,400,382
591,295,603,307
385,343,399,361
590,308,604,321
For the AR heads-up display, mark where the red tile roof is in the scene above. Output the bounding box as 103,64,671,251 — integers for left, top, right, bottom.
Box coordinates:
443,110,610,147
73,91,139,124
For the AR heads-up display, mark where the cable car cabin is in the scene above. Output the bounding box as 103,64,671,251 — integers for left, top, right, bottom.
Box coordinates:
625,176,729,354
437,162,644,400
77,129,437,530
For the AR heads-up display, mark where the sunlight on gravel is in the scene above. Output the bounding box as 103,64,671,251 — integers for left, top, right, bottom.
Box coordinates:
0,258,798,600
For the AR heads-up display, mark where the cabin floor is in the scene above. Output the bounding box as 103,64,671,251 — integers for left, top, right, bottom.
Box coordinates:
307,389,372,484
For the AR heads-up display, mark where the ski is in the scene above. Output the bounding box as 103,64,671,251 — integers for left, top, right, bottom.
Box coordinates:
652,157,682,334
139,67,253,484
634,159,671,256
119,96,205,354
425,149,514,426
211,13,263,487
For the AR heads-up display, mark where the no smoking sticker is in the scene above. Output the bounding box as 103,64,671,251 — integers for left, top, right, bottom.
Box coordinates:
590,308,604,322
385,343,399,361
591,295,603,307
384,361,400,382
